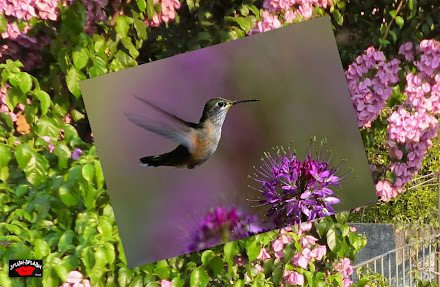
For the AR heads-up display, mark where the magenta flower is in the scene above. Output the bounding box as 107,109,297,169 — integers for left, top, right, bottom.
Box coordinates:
72,148,83,160
249,143,346,228
183,207,266,253
160,280,172,287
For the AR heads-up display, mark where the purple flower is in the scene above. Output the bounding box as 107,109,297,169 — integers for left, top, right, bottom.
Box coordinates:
183,207,267,253
249,142,347,228
72,148,83,160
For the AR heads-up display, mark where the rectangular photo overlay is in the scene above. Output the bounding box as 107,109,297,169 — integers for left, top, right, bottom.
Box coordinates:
80,16,377,267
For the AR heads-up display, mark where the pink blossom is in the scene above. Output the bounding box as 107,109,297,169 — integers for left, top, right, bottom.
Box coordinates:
254,263,263,273
48,144,55,153
334,258,354,278
299,235,318,248
257,247,271,260
35,0,59,21
279,226,292,234
249,11,282,35
283,270,305,286
309,245,327,260
291,248,311,269
41,136,51,143
65,271,83,284
1,23,22,40
160,280,172,287
144,0,181,27
375,180,398,202
343,278,353,287
398,42,415,61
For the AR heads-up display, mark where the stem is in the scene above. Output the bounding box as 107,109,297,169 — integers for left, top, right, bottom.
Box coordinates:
379,0,404,51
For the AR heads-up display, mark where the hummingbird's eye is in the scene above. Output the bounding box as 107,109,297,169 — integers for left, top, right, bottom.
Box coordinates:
217,102,226,108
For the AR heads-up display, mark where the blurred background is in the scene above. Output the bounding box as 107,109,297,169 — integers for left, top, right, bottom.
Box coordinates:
81,16,377,267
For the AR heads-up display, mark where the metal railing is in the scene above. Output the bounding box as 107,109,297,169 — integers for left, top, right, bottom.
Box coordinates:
353,171,440,286
353,233,440,286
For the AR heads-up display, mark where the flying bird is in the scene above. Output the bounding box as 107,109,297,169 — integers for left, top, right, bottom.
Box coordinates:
125,96,259,169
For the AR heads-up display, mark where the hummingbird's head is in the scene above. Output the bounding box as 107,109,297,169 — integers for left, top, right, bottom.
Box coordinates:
200,98,259,126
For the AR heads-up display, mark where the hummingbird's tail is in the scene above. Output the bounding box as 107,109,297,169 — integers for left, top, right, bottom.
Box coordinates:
139,145,191,168
139,155,168,167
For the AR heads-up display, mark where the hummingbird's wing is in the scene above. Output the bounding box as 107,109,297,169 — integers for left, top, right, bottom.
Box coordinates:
124,112,196,152
125,96,198,152
132,96,198,129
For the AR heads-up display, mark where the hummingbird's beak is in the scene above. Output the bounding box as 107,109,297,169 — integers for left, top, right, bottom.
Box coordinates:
232,99,260,105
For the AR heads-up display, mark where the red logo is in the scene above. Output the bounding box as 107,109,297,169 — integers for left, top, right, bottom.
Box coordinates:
16,266,36,276
9,260,42,277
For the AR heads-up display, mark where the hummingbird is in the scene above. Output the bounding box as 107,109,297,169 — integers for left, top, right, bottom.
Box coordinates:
125,96,259,169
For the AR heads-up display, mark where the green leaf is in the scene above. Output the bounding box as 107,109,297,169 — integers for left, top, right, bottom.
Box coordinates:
6,86,25,111
190,267,209,287
115,51,137,67
0,271,11,287
224,242,237,265
37,117,60,139
15,144,32,170
233,17,253,33
58,230,75,252
81,247,96,269
332,9,343,26
0,144,11,167
121,38,140,59
82,163,95,182
24,152,49,187
171,278,185,287
282,243,295,263
16,72,32,94
395,16,404,29
335,211,349,224
66,67,86,98
133,19,147,40
129,276,144,287
389,10,397,18
72,47,89,70
247,240,261,262
34,90,51,116
147,0,155,20
327,228,337,252
154,261,170,279
207,256,224,278
116,16,130,38
0,13,7,33
89,56,108,78
137,0,147,12
33,239,50,258
0,166,9,182
379,38,390,47
61,1,86,34
272,266,283,286
54,144,71,169
201,250,214,265
94,160,105,189
59,183,81,207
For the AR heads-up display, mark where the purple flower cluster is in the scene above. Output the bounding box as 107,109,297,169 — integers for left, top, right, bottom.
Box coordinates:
250,145,344,228
184,207,265,253
249,0,330,35
345,47,401,128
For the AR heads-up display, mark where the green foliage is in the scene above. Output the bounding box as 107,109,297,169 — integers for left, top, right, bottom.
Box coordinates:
352,267,393,287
